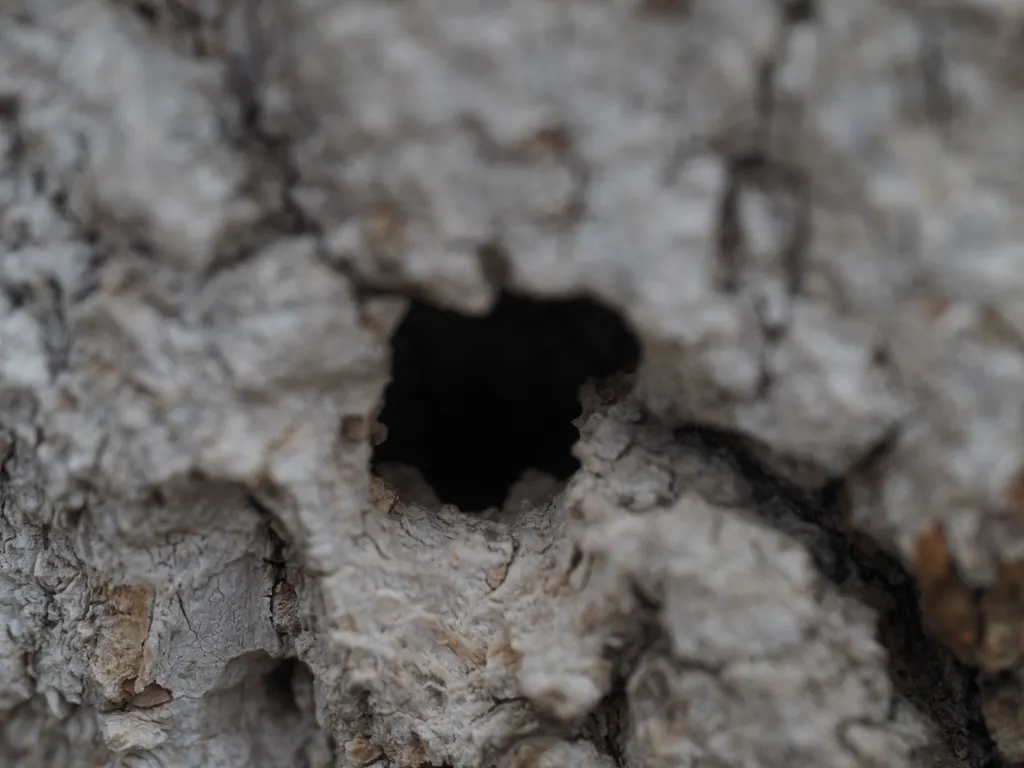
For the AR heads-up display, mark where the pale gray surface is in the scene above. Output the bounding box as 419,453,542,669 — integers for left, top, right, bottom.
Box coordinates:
1,0,1022,766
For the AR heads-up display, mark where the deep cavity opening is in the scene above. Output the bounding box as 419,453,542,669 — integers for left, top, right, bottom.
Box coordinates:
372,291,641,512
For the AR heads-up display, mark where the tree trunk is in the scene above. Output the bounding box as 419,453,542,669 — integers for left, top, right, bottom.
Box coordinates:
2,1,1022,766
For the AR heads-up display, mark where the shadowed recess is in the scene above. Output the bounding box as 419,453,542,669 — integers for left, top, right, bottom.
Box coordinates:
372,292,641,511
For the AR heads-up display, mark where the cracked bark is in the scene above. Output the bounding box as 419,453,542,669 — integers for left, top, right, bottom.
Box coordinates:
2,0,1024,766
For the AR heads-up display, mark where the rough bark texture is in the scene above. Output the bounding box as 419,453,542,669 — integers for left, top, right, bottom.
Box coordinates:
2,0,1024,766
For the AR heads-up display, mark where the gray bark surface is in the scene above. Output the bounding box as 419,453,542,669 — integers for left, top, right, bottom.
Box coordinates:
1,0,1022,766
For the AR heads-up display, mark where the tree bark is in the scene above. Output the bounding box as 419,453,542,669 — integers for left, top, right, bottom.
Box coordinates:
1,1,1022,766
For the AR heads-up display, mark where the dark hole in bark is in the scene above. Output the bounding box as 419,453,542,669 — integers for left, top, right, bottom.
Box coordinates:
263,657,303,714
372,291,641,512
